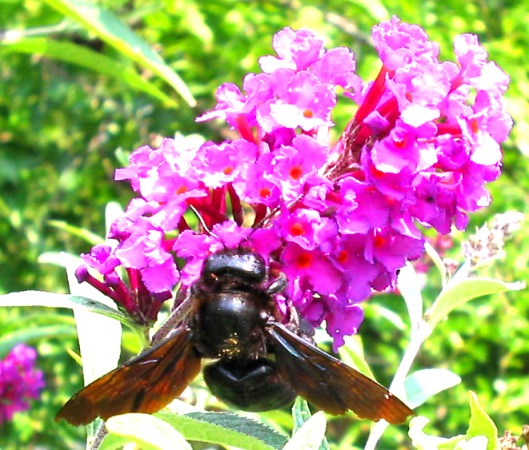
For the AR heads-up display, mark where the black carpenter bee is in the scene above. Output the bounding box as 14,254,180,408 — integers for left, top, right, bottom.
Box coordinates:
56,248,413,425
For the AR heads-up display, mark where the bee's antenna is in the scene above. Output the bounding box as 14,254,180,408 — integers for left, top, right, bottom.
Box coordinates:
266,272,287,295
188,204,223,240
188,204,232,251
152,287,194,344
251,192,306,231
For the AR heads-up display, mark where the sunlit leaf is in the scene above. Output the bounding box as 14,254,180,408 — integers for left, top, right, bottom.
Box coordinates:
292,397,313,434
424,242,450,287
397,263,423,333
101,413,191,450
1,37,177,107
43,0,195,106
105,202,125,235
0,325,76,356
64,261,122,385
343,0,389,21
291,398,330,450
425,278,525,329
283,411,326,450
409,416,462,449
338,334,375,379
47,219,105,246
0,291,134,329
155,410,288,450
465,391,498,450
405,369,462,409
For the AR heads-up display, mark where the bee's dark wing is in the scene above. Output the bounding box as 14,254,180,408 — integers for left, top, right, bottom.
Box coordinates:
56,328,201,425
269,323,413,424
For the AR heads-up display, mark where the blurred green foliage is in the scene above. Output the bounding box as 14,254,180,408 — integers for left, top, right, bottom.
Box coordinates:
1,0,528,448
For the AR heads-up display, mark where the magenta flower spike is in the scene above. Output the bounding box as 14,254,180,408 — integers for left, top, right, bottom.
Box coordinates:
0,344,45,424
77,18,511,348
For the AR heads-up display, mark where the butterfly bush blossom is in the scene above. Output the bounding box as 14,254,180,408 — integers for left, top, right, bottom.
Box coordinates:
77,17,512,350
0,344,45,424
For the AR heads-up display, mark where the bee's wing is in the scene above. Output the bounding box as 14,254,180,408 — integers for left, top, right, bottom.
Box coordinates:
269,323,413,424
56,328,201,425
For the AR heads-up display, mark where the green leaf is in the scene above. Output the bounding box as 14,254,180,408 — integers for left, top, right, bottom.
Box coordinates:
177,1,213,45
291,399,329,450
425,242,450,287
292,398,313,435
283,411,326,450
63,257,123,444
465,391,498,450
38,251,82,269
100,413,192,450
0,291,135,330
1,37,178,107
397,263,423,333
338,334,375,379
42,0,195,106
64,262,123,384
425,278,525,329
104,202,125,235
368,302,407,330
155,410,288,450
409,416,462,449
410,393,498,450
0,325,76,356
405,369,462,409
344,0,389,21
47,219,105,246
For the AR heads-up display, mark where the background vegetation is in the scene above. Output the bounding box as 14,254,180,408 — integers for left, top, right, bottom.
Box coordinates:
1,0,528,448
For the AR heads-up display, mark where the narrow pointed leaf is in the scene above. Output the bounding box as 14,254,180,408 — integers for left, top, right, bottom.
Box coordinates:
100,413,192,450
425,278,525,329
466,391,498,450
291,398,329,450
0,291,134,329
338,334,375,379
292,398,313,434
1,37,177,107
283,411,326,450
155,410,288,450
404,369,461,408
397,263,423,332
43,0,195,106
0,325,76,356
65,262,122,385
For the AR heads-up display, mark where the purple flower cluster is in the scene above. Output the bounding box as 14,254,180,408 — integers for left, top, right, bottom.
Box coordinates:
0,344,45,424
79,18,511,348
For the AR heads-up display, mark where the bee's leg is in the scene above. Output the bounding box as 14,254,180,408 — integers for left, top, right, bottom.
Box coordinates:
291,307,316,344
266,272,287,295
277,296,316,345
151,288,193,344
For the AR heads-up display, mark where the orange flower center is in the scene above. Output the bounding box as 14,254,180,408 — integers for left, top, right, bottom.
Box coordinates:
297,252,312,268
290,222,305,236
290,165,303,180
